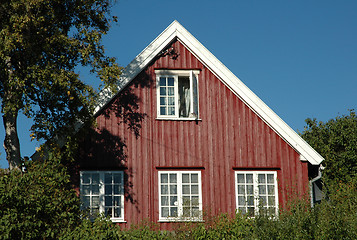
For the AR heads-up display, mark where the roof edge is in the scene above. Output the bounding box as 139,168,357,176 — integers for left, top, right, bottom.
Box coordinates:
94,20,324,165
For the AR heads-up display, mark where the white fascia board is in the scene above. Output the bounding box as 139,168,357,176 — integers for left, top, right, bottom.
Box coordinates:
173,22,323,165
94,22,179,115
93,20,324,165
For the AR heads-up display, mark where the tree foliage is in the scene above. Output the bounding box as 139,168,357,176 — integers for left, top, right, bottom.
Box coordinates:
0,153,81,239
300,109,357,183
0,0,121,169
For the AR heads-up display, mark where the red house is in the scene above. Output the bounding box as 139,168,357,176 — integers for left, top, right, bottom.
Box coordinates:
76,21,324,228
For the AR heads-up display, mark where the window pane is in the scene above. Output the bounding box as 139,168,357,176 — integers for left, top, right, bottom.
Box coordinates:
92,185,99,195
238,207,246,214
82,196,90,208
160,87,166,95
183,207,190,217
191,185,198,194
259,196,267,206
268,207,276,215
113,185,121,195
167,87,174,96
114,207,121,218
160,97,166,105
82,174,90,184
92,174,99,184
247,185,254,194
168,97,175,105
170,207,178,217
105,207,111,217
268,196,275,206
258,174,266,184
162,207,169,217
160,107,166,115
92,196,99,207
114,196,121,207
191,174,198,183
105,196,112,206
247,196,254,206
238,196,245,205
168,107,175,115
161,174,168,183
238,185,245,194
182,174,190,183
83,185,90,195
246,174,253,183
268,185,275,195
247,207,255,217
182,196,190,206
170,185,177,194
169,174,177,183
182,185,190,194
113,174,122,184
170,196,177,206
105,173,112,184
192,207,200,217
167,77,174,86
161,196,168,206
267,174,274,184
237,174,245,183
258,185,266,195
105,185,112,195
192,196,199,206
159,77,166,86
161,185,168,194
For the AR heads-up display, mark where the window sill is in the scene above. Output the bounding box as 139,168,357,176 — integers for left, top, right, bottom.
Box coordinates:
111,219,126,223
158,219,204,223
156,117,202,121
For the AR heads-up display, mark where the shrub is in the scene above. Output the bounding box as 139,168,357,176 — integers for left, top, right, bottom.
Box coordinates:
0,154,80,240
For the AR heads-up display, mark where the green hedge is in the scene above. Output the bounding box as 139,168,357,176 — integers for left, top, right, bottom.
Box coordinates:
1,156,356,239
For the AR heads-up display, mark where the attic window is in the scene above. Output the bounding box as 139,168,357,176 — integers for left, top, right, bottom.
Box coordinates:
156,70,199,119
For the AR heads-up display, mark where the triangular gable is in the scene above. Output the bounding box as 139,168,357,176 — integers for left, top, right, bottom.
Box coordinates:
95,20,324,165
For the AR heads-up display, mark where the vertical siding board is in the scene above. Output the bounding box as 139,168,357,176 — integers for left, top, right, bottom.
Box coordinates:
227,90,235,210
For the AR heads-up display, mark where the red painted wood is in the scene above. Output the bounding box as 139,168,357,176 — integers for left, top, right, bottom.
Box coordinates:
77,39,309,229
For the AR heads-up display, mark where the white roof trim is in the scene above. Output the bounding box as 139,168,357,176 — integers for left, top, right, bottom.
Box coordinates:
95,20,324,165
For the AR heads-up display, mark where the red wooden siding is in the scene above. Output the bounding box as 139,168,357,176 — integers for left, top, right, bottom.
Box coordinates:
77,39,309,229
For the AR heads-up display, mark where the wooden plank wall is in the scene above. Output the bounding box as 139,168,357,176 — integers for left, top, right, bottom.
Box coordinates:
79,39,309,229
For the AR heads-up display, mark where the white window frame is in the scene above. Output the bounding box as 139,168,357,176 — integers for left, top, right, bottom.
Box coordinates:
80,171,125,222
235,171,279,217
158,171,203,221
155,69,200,120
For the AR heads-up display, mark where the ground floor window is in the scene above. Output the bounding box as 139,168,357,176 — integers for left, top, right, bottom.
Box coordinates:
158,171,202,221
80,171,124,222
235,171,278,216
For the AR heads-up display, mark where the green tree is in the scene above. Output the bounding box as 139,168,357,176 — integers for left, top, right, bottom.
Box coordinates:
300,109,357,183
0,0,121,170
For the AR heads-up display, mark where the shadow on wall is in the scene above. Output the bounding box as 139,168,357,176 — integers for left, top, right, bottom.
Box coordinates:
70,41,178,210
71,68,155,210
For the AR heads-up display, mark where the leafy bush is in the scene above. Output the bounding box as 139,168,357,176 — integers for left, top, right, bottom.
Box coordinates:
0,154,80,240
173,213,254,239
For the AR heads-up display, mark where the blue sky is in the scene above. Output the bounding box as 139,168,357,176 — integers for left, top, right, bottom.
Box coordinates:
1,0,356,168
